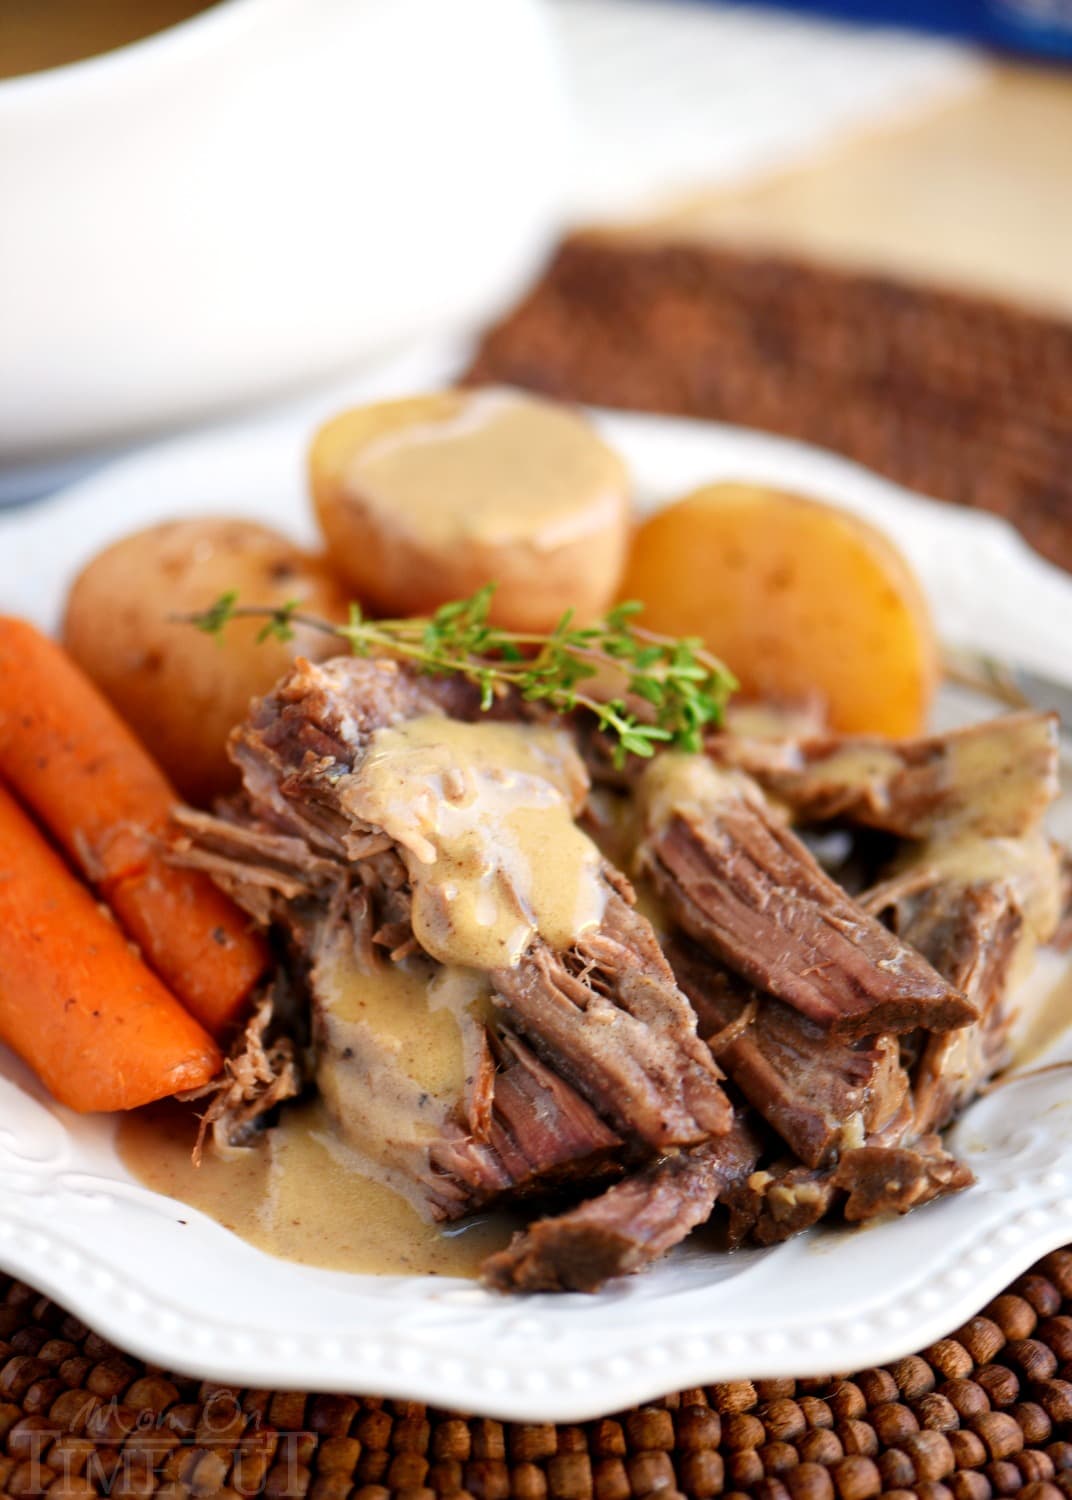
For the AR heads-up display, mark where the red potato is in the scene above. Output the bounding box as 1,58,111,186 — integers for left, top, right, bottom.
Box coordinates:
63,518,350,805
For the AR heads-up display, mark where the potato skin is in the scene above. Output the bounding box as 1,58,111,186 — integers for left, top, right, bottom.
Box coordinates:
310,390,630,632
620,482,938,738
63,519,349,805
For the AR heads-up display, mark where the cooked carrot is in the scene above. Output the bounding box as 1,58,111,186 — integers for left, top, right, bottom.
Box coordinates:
0,782,221,1111
0,617,267,1036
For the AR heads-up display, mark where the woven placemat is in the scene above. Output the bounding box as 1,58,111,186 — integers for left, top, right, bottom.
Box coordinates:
466,235,1072,574
4,1251,1072,1499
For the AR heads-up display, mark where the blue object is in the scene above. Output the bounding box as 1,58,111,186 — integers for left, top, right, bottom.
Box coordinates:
733,0,1072,59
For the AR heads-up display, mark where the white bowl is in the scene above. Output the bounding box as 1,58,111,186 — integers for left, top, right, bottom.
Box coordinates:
0,0,566,464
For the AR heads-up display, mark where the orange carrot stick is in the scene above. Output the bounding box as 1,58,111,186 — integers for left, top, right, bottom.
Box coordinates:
0,782,221,1111
0,617,267,1036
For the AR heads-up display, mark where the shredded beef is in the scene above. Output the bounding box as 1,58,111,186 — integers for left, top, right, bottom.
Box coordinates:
179,656,730,1224
177,815,630,1221
483,1117,762,1292
834,1141,975,1221
172,655,1059,1277
184,983,305,1158
709,712,1058,841
725,1162,838,1247
871,875,1027,1135
639,765,973,1038
426,1032,625,1219
492,886,732,1150
668,936,908,1168
306,878,627,1221
725,1138,974,1243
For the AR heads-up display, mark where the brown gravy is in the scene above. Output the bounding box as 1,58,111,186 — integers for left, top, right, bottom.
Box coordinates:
348,714,607,970
118,1100,519,1278
0,0,218,80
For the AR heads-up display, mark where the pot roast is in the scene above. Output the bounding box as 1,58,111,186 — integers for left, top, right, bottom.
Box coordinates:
176,659,1065,1289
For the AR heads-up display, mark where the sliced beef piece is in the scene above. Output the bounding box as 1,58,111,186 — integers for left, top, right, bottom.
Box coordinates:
833,1141,974,1221
724,1162,838,1248
667,936,908,1168
492,879,733,1150
483,1116,762,1292
428,1032,624,1219
638,754,973,1039
724,1131,973,1243
913,890,1024,1135
870,874,1026,1135
476,1032,623,1190
847,696,1063,1131
868,820,1064,1135
709,712,1058,841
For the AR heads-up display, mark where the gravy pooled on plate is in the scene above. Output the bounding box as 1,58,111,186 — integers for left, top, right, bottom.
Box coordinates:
118,1100,518,1278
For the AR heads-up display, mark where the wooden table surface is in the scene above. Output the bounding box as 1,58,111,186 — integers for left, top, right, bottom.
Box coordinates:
631,64,1072,317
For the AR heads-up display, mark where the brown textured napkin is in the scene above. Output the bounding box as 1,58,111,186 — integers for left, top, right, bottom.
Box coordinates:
467,234,1072,574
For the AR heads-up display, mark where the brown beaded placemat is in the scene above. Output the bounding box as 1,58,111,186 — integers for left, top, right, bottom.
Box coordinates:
466,235,1072,574
5,1251,1072,1500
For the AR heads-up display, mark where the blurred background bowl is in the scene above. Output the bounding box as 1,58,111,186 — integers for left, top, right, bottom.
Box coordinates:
0,0,566,467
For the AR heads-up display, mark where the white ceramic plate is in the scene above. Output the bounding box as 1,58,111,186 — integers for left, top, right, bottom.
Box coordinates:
4,343,1072,1421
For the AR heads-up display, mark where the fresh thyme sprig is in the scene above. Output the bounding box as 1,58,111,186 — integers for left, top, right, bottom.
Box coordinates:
184,584,736,765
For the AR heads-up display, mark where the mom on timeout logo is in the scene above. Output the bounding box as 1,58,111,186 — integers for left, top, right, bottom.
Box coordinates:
10,1390,317,1497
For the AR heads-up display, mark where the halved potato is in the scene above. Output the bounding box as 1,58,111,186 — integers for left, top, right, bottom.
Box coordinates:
619,482,938,738
310,388,630,632
63,518,350,804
